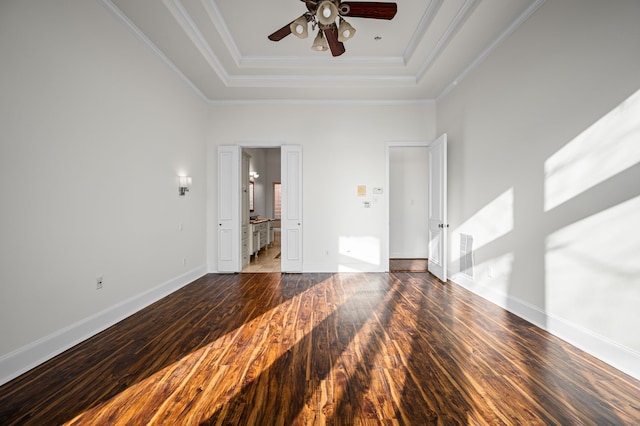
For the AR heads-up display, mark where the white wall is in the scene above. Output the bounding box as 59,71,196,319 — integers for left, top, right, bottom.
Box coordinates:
207,103,436,272
389,147,429,258
437,0,640,378
0,0,208,383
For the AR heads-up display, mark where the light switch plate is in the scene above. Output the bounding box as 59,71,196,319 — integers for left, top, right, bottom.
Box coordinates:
373,187,383,195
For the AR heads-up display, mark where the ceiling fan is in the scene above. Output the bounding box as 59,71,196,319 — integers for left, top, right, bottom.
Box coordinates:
268,0,398,57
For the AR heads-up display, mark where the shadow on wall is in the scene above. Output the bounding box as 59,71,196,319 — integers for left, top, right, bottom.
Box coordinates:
451,88,640,354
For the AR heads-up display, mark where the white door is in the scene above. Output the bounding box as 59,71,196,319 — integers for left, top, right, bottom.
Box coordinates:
281,145,303,272
428,134,448,281
218,145,240,273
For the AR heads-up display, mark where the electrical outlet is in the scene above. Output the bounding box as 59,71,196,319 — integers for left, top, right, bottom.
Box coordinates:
96,277,103,290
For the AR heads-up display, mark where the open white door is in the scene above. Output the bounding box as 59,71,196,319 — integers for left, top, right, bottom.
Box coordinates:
428,134,448,281
218,145,240,273
281,145,303,272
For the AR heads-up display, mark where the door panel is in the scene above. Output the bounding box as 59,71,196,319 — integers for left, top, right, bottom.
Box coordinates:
281,145,303,272
218,145,240,272
428,134,448,281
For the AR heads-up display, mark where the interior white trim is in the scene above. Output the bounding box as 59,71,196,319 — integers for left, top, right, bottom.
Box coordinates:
0,266,207,387
416,0,478,82
239,55,406,68
201,0,243,66
449,273,640,381
436,0,546,101
102,0,543,103
99,0,209,102
161,0,231,84
226,73,416,87
207,98,435,106
384,140,430,272
402,0,443,63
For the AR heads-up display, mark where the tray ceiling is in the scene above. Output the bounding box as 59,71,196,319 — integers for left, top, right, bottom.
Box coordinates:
102,0,544,102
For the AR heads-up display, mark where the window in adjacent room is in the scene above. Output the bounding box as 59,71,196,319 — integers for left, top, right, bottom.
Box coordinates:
273,182,281,219
249,182,254,212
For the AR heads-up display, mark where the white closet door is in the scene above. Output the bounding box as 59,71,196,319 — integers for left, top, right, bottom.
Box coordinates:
281,145,303,272
218,145,240,273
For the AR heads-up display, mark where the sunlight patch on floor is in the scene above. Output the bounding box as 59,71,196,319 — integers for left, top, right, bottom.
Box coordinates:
63,277,338,425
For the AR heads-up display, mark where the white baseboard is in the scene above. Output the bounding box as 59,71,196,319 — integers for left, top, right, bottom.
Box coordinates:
449,273,640,381
302,262,385,273
0,266,207,387
388,253,428,259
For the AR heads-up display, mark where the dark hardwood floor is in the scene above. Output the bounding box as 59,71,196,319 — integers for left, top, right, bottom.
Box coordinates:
1,273,639,425
389,258,428,272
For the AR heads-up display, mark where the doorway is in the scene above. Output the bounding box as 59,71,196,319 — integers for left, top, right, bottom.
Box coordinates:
242,148,281,273
388,145,429,272
217,144,303,274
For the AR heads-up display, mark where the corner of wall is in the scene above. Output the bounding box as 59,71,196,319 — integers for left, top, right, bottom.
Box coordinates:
0,266,207,387
448,274,640,381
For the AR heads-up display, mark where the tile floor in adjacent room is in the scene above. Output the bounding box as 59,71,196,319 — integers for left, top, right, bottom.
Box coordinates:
242,231,281,273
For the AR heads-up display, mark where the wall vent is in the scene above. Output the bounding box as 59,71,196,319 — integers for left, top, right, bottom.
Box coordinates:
460,234,474,278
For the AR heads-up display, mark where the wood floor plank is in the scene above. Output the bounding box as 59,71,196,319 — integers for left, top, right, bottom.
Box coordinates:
1,272,639,425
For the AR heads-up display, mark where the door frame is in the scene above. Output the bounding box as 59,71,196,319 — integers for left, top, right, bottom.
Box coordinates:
218,141,302,273
384,141,430,272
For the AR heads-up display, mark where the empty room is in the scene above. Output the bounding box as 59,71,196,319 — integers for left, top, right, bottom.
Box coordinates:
1,0,639,424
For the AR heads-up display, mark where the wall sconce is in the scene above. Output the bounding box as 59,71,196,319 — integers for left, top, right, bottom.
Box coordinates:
249,171,259,182
179,176,192,196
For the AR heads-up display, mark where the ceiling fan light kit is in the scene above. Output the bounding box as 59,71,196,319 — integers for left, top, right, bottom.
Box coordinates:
268,0,397,57
311,31,329,51
317,1,339,25
290,15,309,38
338,18,356,42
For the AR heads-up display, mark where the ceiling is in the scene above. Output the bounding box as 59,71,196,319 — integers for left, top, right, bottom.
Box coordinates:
101,0,544,102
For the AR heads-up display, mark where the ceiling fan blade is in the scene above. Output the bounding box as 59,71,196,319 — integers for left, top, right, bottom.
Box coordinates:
268,21,294,41
339,2,397,20
323,25,346,57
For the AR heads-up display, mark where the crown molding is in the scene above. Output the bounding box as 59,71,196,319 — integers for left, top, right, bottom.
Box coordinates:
202,0,243,66
225,73,416,87
436,0,546,102
99,0,209,102
102,0,544,104
416,0,478,82
207,98,436,106
161,0,230,84
239,55,406,68
403,0,443,63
